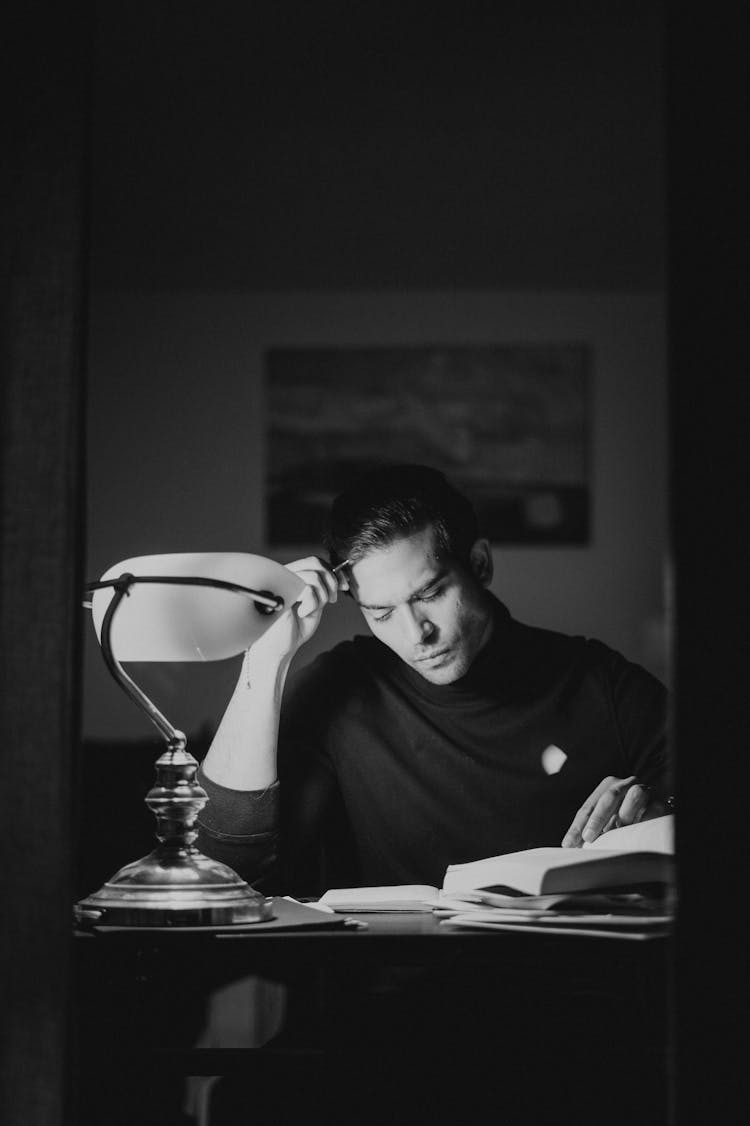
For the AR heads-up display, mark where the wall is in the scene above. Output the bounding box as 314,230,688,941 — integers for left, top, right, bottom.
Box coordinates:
84,288,668,739
90,3,665,294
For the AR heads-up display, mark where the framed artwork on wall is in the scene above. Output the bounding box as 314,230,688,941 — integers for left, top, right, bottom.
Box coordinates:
264,343,590,546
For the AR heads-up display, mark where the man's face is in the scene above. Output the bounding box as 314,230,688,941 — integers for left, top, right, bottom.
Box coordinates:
348,525,494,685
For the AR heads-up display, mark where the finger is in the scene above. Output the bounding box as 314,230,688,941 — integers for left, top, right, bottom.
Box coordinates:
286,565,336,610
561,805,595,848
562,800,600,847
561,777,618,847
617,783,652,826
295,578,332,619
286,555,326,574
311,570,338,605
287,557,340,605
294,587,318,620
581,776,637,842
336,570,350,593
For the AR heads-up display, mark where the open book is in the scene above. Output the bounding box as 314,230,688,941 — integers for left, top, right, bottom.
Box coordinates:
318,815,674,912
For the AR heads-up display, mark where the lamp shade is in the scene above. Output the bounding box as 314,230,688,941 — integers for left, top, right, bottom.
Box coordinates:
90,552,306,661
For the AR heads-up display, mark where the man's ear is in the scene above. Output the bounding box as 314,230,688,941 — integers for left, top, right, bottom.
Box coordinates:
469,538,493,586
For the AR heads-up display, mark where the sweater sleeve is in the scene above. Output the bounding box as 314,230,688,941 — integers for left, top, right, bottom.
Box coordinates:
604,646,673,801
195,769,280,891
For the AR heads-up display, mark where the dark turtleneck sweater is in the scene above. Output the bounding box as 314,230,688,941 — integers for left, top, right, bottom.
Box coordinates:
196,599,669,895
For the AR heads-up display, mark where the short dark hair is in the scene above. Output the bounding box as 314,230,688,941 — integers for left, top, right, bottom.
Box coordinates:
323,464,480,568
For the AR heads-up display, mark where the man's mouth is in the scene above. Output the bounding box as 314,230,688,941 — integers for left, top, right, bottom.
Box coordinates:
414,648,450,665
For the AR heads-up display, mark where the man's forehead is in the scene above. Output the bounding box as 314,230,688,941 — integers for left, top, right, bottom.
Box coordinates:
349,528,446,607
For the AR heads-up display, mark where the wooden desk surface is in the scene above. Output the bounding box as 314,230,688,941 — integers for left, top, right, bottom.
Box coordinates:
75,905,670,980
72,910,672,1125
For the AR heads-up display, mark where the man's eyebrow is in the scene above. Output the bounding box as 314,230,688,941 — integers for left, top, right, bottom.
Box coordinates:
356,567,448,611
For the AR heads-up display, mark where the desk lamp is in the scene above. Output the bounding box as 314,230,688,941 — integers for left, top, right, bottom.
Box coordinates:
73,552,304,928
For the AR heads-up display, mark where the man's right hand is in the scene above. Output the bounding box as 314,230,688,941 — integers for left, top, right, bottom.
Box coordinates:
251,556,349,666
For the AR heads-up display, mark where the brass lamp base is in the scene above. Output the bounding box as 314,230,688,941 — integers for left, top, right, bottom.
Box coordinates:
74,731,274,928
74,846,273,927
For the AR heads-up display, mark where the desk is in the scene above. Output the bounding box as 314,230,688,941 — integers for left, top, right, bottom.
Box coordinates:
73,912,672,1126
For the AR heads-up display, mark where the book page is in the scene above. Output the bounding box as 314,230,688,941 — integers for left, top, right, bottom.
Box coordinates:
583,814,674,854
442,846,672,896
443,848,618,894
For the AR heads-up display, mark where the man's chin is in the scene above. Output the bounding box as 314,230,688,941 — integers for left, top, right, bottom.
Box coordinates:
412,652,467,685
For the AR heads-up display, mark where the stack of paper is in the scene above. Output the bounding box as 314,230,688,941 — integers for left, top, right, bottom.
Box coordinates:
437,887,674,940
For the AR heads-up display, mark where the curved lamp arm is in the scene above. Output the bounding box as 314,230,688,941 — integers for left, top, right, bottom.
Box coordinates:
86,572,286,746
86,573,284,612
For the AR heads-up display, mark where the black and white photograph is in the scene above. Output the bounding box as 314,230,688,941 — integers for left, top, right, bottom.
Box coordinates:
3,3,747,1126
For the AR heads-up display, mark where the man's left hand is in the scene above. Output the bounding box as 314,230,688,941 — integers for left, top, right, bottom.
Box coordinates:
561,775,658,847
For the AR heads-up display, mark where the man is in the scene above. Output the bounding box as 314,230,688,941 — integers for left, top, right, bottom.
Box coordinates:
197,464,670,894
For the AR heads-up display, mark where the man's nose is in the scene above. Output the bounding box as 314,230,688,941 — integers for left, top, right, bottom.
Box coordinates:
404,607,435,646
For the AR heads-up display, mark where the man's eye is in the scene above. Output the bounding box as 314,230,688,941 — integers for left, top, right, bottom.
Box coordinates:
419,588,443,602
372,610,393,623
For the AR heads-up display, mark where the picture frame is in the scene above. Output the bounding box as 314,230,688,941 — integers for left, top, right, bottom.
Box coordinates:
264,343,590,546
